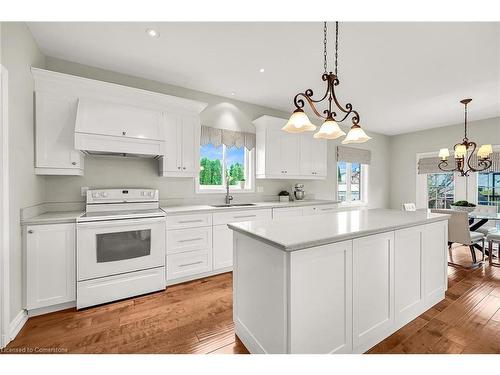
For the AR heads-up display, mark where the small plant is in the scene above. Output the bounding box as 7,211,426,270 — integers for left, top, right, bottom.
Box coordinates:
452,200,476,207
278,191,290,196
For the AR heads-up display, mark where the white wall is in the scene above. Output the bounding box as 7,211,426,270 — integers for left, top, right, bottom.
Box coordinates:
43,57,391,209
389,116,500,209
1,23,46,322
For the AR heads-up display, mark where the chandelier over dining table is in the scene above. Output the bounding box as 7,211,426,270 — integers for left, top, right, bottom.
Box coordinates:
282,22,371,144
437,98,492,176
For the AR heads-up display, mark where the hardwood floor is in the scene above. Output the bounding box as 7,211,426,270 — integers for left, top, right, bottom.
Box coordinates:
5,245,499,354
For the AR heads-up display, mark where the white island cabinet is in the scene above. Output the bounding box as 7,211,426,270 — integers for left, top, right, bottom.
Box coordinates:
229,209,449,354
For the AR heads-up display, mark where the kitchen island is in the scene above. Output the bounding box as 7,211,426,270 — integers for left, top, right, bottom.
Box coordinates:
228,208,449,354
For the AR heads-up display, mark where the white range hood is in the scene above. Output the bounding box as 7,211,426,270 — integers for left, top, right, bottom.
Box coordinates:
75,98,166,157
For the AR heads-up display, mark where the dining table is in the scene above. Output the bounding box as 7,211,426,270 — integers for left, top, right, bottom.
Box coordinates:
469,211,500,256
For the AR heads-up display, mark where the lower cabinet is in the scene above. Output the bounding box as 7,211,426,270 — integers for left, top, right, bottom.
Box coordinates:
423,221,448,302
352,231,395,352
213,224,233,270
272,207,303,219
25,223,76,310
166,249,212,281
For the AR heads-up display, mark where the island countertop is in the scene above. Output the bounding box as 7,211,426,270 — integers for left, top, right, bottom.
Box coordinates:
228,208,449,251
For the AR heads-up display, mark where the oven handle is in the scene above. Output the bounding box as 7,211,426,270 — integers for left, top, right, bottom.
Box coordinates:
77,217,165,229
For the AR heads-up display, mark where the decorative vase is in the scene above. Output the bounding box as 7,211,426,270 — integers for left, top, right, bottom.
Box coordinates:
239,181,245,189
279,196,290,202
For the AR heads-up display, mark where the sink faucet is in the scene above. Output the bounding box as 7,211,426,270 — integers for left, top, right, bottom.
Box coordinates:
225,170,233,205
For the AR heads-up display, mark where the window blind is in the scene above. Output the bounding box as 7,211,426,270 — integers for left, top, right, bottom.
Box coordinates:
200,126,256,150
469,152,500,173
336,146,371,165
417,156,457,174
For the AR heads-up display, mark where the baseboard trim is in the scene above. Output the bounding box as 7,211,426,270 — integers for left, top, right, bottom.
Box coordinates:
9,310,28,340
166,267,232,286
28,301,76,317
235,319,267,354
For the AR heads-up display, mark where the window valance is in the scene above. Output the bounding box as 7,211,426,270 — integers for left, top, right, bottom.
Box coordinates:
417,156,457,174
200,126,256,150
336,146,371,165
417,152,499,174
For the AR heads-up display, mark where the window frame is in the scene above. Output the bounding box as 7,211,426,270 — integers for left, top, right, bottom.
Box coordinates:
195,144,255,194
336,161,369,206
466,144,500,205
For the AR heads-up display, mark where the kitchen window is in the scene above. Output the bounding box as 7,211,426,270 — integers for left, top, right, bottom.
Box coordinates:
197,143,254,193
426,173,455,209
337,161,367,204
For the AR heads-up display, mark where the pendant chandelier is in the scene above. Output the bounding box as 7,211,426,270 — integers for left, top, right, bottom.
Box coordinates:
282,22,371,144
438,98,492,176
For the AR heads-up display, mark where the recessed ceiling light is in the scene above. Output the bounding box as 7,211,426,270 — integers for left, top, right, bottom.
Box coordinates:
259,68,265,73
146,29,160,38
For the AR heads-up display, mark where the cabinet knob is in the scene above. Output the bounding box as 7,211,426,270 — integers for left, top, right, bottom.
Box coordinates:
28,230,34,234
122,131,126,136
71,162,77,165
177,166,181,170
183,167,186,170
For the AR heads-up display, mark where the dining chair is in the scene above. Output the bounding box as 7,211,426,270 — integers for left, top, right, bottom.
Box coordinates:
402,203,416,211
431,209,485,268
486,232,500,267
472,205,499,236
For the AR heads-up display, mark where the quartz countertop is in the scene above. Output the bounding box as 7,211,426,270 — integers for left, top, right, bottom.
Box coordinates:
228,208,449,251
21,211,84,226
161,200,339,215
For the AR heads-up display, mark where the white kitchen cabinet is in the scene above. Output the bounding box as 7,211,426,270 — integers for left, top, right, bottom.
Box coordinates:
160,113,200,177
299,134,327,178
289,240,353,353
213,224,234,270
394,226,425,326
25,223,76,310
352,231,395,352
254,115,326,180
34,91,84,175
423,221,448,303
273,207,304,219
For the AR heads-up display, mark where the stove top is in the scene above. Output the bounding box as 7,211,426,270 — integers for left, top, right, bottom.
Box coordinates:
77,208,165,222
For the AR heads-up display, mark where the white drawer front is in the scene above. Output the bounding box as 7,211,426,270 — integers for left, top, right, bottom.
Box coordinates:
167,250,212,281
166,213,212,229
213,209,272,225
167,227,212,255
273,207,304,219
303,204,339,216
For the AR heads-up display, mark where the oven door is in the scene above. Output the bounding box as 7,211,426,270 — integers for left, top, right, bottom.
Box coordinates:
77,217,166,281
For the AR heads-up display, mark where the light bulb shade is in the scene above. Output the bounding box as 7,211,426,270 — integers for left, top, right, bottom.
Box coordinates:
282,109,316,133
477,144,493,159
313,119,346,139
341,125,372,144
454,144,467,158
438,148,450,160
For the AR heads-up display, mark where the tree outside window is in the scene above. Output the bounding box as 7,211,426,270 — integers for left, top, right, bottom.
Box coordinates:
199,144,249,189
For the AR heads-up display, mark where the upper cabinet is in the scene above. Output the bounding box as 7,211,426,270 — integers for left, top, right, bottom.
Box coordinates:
254,115,327,179
32,68,207,176
160,113,200,177
35,91,84,175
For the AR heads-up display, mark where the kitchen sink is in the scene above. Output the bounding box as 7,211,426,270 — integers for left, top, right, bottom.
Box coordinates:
211,203,257,208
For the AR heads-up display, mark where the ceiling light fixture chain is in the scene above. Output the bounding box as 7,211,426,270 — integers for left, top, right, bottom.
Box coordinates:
334,21,339,76
323,22,328,74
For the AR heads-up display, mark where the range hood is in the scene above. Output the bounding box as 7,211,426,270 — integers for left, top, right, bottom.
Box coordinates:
75,98,166,157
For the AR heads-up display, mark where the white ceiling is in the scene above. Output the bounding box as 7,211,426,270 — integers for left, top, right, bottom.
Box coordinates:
28,22,500,135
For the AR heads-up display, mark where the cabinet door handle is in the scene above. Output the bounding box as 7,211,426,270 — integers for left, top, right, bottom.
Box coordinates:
179,261,203,267
28,230,34,234
72,162,77,166
234,214,257,219
178,237,203,243
178,219,204,224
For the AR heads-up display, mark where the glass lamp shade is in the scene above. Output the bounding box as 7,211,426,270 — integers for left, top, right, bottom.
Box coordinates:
454,144,467,158
478,144,493,159
313,118,346,139
438,148,450,160
341,125,372,144
282,109,317,133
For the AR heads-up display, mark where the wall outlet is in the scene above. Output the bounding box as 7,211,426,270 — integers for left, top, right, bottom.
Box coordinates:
81,186,89,197
257,186,264,193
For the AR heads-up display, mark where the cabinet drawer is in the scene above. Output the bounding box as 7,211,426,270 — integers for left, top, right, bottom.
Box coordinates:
303,204,339,216
166,249,212,281
213,209,272,225
166,213,212,229
273,207,304,219
167,227,212,255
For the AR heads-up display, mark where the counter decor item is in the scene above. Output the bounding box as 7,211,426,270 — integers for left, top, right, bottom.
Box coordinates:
451,200,476,213
239,179,246,189
294,184,305,200
278,191,290,202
